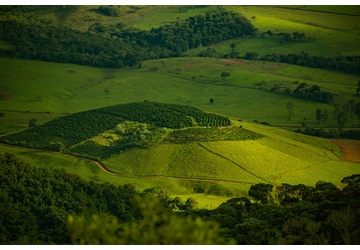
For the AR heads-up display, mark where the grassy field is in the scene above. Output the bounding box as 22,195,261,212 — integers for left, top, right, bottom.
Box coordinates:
1,116,359,209
0,142,248,208
1,5,359,209
1,57,359,135
102,119,359,189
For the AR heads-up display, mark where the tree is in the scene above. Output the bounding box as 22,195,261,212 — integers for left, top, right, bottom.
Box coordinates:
356,80,360,97
355,102,360,120
209,98,214,104
328,207,355,244
316,109,323,124
286,101,294,121
221,72,231,77
333,104,341,119
28,118,37,128
245,52,259,60
248,183,274,204
230,42,236,51
186,197,199,210
337,111,348,129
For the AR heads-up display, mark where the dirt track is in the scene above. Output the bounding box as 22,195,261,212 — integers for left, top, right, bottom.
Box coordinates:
331,139,360,163
0,142,256,185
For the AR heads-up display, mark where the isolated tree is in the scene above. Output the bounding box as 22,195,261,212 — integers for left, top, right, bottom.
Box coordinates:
337,111,348,129
221,72,231,77
286,101,294,121
210,98,214,104
230,42,236,51
301,117,307,127
347,100,356,119
316,109,323,124
321,109,328,123
333,104,341,119
104,88,109,94
28,118,37,128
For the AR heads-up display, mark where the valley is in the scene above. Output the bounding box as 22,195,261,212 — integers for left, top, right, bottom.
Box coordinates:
0,5,359,245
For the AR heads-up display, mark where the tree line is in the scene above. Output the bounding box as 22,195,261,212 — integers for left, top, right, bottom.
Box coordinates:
203,49,360,75
185,177,360,244
112,9,256,53
0,9,256,69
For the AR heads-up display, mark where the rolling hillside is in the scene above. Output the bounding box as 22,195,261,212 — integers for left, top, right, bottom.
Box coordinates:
0,5,360,209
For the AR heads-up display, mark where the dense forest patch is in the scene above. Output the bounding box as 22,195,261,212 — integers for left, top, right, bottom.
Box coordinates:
0,9,256,68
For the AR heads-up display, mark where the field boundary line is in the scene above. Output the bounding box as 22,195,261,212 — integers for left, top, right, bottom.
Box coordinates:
259,5,360,17
0,142,256,185
197,142,272,184
279,159,332,176
0,109,70,115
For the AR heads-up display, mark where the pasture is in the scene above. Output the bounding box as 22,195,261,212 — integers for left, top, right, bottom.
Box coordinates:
1,5,360,210
1,57,359,136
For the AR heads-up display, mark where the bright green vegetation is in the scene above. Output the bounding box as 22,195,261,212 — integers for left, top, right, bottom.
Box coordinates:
0,6,360,245
1,57,359,136
102,119,359,189
0,143,249,208
224,5,360,56
2,152,360,244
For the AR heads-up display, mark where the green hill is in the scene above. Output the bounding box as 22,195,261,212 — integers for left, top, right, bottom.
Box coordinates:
1,117,358,209
0,5,360,209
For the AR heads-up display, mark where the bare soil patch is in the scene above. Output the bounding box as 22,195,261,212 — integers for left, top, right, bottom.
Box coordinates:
331,139,360,163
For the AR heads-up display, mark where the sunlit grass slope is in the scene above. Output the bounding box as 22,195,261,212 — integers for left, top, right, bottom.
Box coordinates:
1,118,359,208
1,57,359,135
103,119,359,189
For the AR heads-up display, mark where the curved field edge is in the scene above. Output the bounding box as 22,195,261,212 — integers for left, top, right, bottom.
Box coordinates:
0,143,250,209
103,120,359,187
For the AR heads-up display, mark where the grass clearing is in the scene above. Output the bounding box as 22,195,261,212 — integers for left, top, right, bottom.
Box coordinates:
1,57,359,136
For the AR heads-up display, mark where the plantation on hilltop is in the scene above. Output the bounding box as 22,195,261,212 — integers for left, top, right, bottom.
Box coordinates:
0,5,359,245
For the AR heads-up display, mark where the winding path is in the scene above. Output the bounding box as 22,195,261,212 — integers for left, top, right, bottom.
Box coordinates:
0,142,257,185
